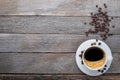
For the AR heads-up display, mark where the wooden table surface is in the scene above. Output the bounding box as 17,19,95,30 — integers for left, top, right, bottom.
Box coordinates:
0,0,120,80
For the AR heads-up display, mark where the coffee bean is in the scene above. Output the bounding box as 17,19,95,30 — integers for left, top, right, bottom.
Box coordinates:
111,17,114,20
96,39,98,42
85,32,89,37
103,37,106,40
79,54,82,58
91,43,93,46
112,25,115,28
98,70,101,72
81,61,84,65
96,5,98,8
93,43,96,45
90,12,93,15
109,19,111,22
98,42,101,45
104,68,106,70
105,12,107,14
105,65,107,67
99,8,102,10
101,70,104,73
81,51,84,54
84,22,87,25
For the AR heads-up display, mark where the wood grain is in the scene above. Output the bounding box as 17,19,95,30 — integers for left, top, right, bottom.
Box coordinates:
0,0,120,16
0,16,119,34
0,34,119,52
0,53,119,73
0,74,119,80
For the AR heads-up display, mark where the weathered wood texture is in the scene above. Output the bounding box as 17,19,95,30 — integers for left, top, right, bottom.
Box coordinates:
0,0,120,78
0,74,120,80
0,53,119,73
0,16,119,34
0,34,119,52
0,0,120,16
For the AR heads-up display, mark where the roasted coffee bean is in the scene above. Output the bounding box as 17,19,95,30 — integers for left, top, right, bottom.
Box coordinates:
105,12,107,14
92,43,96,45
98,70,101,72
85,32,89,37
98,42,101,45
101,70,104,73
90,12,93,15
105,65,107,67
96,39,98,42
79,54,82,58
104,68,106,70
112,25,115,28
111,17,114,20
96,5,98,8
91,43,94,46
81,51,84,53
84,22,87,25
81,61,84,64
103,37,106,40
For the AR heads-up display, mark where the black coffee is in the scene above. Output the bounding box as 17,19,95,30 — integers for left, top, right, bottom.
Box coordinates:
84,47,104,61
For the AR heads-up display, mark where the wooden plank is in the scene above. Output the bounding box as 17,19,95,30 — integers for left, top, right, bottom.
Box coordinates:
0,0,120,16
0,34,119,52
0,74,119,80
0,16,119,34
0,53,119,73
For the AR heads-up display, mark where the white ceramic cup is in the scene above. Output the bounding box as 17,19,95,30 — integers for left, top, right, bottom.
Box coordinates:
76,39,113,76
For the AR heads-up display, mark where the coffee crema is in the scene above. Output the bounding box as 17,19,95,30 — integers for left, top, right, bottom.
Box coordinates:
83,47,106,70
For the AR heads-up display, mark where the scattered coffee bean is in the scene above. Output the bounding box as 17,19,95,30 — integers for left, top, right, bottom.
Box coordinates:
98,42,101,45
84,4,115,40
93,43,96,45
99,8,102,10
81,61,84,65
98,70,101,72
81,51,84,54
85,32,89,37
101,70,104,73
111,17,114,20
104,68,106,70
109,19,111,22
96,39,98,42
84,22,87,25
112,25,115,28
91,43,93,46
103,37,106,40
105,11,107,14
105,65,107,67
79,54,82,58
96,5,98,8
90,12,93,15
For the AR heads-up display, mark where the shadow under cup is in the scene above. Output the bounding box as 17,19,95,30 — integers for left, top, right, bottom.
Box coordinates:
83,47,106,70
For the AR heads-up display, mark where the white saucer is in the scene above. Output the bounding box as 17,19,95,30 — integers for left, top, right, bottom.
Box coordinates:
75,39,113,76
